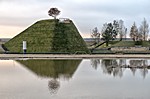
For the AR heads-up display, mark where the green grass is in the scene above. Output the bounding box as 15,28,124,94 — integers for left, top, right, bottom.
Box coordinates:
111,41,135,47
89,40,150,50
111,41,150,47
0,49,3,53
92,49,114,54
94,40,145,49
88,40,150,54
112,41,150,47
4,19,89,53
99,43,108,48
142,41,150,47
109,41,120,45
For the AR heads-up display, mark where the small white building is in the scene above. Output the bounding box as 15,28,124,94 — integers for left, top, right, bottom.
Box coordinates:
59,18,71,23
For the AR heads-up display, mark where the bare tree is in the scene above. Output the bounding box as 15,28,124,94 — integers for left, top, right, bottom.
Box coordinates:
113,20,126,41
101,23,108,34
113,20,119,34
118,20,126,41
130,22,139,41
139,18,149,41
125,28,127,40
48,8,60,19
91,27,100,43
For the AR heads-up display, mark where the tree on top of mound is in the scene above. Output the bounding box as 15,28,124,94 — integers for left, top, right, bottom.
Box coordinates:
48,8,60,19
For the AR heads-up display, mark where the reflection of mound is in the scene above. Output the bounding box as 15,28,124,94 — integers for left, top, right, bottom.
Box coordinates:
17,59,82,79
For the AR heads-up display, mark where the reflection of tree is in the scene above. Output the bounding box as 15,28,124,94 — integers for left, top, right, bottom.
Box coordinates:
140,68,148,79
119,59,126,67
17,59,81,95
101,59,123,77
129,60,148,68
48,79,60,94
130,68,137,76
91,59,100,70
101,59,117,75
113,66,123,78
91,59,150,78
129,60,148,77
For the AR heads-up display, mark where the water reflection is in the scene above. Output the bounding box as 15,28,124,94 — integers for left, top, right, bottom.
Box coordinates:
17,59,82,94
48,79,60,94
91,58,150,78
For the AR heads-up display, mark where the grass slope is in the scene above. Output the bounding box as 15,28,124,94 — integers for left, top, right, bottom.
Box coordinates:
4,19,89,53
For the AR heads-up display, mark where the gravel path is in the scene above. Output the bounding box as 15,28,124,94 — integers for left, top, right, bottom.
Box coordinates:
1,54,150,59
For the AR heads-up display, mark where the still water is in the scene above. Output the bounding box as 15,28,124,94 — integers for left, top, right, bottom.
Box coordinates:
0,58,150,99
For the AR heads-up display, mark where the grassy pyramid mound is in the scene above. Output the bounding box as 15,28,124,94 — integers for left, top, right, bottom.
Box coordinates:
4,19,89,53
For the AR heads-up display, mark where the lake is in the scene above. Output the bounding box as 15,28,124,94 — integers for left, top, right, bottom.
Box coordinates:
0,58,150,99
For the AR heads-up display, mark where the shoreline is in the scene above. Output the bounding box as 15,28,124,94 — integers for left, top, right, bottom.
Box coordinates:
1,54,150,59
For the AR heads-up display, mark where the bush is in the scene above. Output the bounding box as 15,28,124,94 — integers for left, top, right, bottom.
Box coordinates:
135,41,142,45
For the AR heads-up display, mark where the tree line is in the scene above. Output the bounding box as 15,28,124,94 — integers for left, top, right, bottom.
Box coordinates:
47,7,149,47
91,18,149,46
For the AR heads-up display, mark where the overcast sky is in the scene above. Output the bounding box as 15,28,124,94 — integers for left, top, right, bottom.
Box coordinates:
0,0,150,38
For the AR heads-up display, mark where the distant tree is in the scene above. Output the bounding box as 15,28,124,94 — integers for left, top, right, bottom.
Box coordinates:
125,28,127,40
48,8,60,19
113,20,126,41
118,20,126,41
101,23,117,46
130,22,139,41
101,23,108,34
139,18,149,41
91,27,100,44
113,20,119,34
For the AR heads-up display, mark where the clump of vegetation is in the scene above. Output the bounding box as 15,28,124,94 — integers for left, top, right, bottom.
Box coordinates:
91,27,100,44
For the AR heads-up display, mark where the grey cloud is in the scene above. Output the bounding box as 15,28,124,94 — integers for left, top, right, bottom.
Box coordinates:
67,1,150,17
0,0,150,37
0,16,45,27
